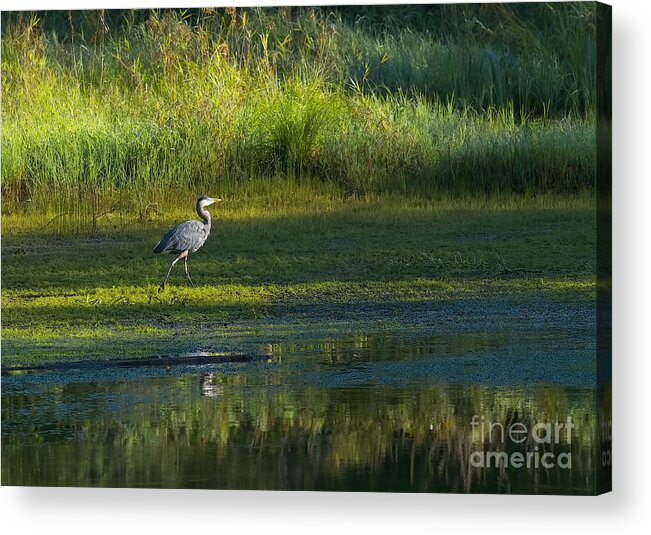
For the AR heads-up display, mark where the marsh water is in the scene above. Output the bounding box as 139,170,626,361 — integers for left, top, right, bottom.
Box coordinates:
2,330,599,493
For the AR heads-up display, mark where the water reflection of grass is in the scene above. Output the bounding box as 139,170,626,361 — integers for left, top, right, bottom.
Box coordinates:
2,196,595,364
1,378,597,493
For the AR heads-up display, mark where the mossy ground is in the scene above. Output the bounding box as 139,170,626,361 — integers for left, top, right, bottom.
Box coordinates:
1,194,596,366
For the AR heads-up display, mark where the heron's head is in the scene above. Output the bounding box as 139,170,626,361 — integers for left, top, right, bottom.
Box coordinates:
197,195,222,209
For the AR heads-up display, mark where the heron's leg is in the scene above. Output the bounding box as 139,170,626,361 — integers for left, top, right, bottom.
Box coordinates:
183,255,195,288
159,252,185,291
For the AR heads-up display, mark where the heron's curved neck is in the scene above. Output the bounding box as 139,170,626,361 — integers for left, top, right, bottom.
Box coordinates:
197,205,212,228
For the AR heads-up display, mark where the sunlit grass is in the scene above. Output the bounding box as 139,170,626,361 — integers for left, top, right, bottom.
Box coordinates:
1,6,598,231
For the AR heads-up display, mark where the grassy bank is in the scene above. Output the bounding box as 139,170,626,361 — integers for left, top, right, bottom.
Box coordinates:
1,6,599,365
1,5,598,230
2,195,596,364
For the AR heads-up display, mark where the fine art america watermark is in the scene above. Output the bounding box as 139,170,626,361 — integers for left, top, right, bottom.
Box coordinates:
469,415,574,469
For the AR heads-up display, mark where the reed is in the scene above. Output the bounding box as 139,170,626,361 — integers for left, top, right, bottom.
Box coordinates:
1,5,598,229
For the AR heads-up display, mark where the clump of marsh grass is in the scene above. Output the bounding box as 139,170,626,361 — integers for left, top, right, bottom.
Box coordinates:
1,5,599,231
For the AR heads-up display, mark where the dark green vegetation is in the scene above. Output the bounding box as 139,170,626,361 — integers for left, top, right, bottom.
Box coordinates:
2,4,598,230
2,196,596,365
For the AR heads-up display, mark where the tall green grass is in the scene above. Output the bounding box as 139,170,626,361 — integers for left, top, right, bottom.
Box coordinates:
1,5,598,230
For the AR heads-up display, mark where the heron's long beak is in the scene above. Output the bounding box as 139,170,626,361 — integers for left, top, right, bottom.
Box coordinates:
210,197,222,204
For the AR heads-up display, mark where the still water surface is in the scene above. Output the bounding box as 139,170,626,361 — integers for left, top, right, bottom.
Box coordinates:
2,332,597,493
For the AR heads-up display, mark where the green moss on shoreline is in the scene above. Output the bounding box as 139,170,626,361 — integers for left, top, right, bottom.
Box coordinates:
2,196,596,365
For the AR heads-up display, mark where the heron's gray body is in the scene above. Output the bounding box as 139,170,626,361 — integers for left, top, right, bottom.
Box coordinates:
154,195,220,290
153,219,210,254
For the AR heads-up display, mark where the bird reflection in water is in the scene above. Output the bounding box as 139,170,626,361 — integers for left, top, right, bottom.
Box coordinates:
200,373,224,398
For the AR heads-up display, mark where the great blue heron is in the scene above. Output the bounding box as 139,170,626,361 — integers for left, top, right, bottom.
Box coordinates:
154,195,221,291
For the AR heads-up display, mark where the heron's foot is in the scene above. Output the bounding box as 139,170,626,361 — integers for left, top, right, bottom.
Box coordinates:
187,279,195,288
158,283,166,292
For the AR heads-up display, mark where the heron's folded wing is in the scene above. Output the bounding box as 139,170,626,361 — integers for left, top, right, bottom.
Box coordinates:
154,220,206,253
